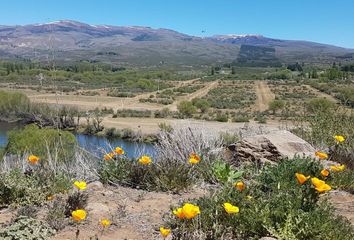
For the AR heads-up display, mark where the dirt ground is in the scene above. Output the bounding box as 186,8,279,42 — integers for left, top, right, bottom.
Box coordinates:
254,81,275,112
0,182,208,240
101,117,290,135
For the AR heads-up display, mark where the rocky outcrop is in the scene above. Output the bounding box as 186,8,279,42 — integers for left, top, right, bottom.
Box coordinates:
226,130,315,165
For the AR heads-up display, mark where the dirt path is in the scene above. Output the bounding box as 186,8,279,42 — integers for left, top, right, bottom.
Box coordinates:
254,81,275,112
169,81,219,111
132,78,201,100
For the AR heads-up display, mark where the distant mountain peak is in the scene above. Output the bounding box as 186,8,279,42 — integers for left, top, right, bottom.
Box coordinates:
34,20,89,26
212,34,264,40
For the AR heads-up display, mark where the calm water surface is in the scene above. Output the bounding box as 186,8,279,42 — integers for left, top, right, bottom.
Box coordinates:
0,122,155,158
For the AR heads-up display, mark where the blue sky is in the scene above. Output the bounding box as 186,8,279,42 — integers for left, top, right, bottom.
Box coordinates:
0,0,353,48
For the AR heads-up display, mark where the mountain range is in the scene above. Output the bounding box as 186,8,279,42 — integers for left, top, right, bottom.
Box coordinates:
0,20,353,66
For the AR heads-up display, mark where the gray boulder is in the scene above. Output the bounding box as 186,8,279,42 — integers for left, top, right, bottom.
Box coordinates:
226,130,315,165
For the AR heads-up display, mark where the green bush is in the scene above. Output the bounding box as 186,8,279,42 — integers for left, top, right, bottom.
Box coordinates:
297,107,354,169
0,90,30,117
177,101,197,118
192,98,210,113
0,168,71,207
99,152,219,192
214,113,228,122
0,216,56,239
268,99,286,114
306,98,335,113
165,158,354,239
99,156,193,192
6,124,77,162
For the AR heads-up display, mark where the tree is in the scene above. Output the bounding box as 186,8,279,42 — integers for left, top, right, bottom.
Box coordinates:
268,99,286,114
231,67,236,75
177,101,197,117
211,67,215,76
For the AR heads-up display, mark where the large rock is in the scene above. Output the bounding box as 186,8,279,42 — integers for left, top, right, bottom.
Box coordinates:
226,130,315,165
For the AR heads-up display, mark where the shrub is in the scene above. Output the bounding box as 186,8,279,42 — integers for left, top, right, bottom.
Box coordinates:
0,216,56,239
99,156,193,192
154,108,171,118
177,101,197,118
164,158,354,239
306,98,335,113
214,113,228,122
296,107,354,169
5,124,77,162
268,99,285,114
0,90,30,117
232,116,250,123
16,206,38,219
192,98,210,113
0,168,71,207
219,132,239,145
254,114,267,123
158,123,173,133
64,191,89,217
327,169,354,194
116,109,152,118
104,127,122,138
45,196,68,231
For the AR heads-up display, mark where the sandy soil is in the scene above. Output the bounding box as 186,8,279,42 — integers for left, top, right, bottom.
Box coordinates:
101,117,290,135
254,81,275,112
0,182,207,240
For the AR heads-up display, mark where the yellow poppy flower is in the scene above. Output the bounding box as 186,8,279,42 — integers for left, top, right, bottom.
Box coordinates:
223,202,239,214
234,181,245,191
100,219,111,228
115,147,125,155
28,155,40,165
47,195,54,201
320,169,330,177
104,152,115,161
173,207,185,219
181,203,200,219
159,227,171,238
311,177,331,193
189,153,201,164
295,173,311,185
138,155,152,165
74,181,87,190
315,184,332,193
334,135,345,143
330,164,345,172
72,209,87,222
311,177,325,188
315,151,328,160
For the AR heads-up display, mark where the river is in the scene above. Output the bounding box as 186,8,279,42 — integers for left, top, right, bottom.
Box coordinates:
0,122,155,159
